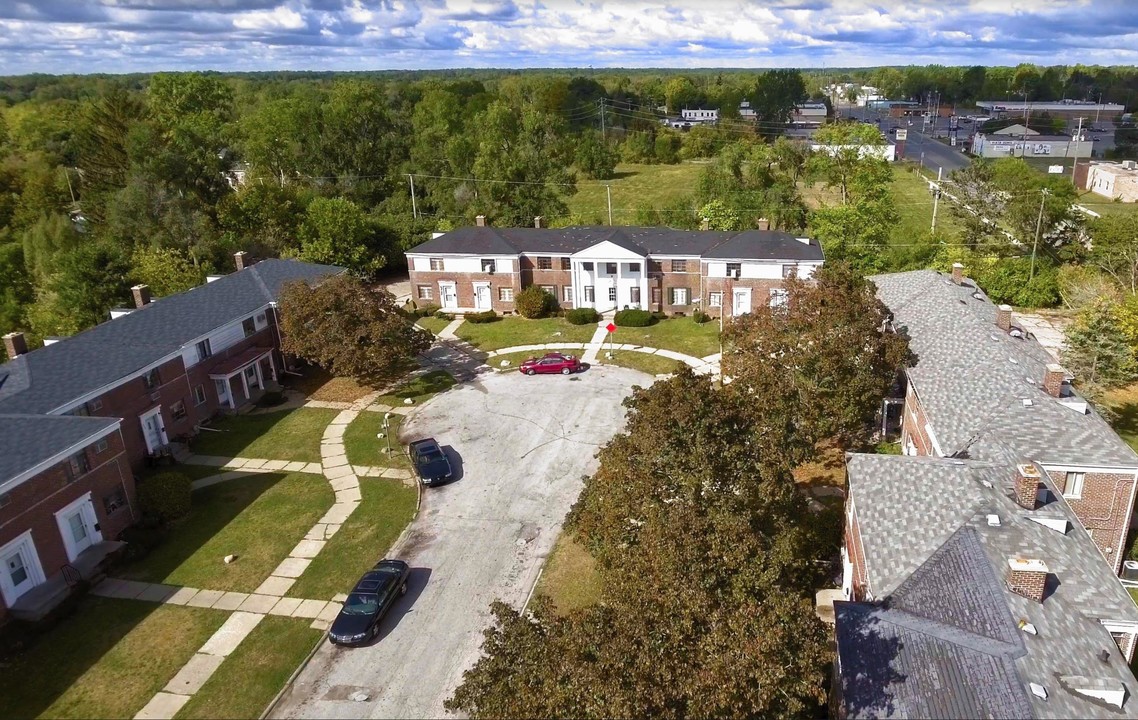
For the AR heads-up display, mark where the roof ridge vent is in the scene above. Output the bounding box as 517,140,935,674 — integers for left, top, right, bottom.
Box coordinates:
987,513,1001,527
1017,619,1038,635
1057,396,1089,415
1057,675,1127,709
1026,514,1069,535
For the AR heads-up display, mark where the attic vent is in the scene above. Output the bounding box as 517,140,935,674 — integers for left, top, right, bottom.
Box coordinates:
1022,399,1033,407
987,514,1001,527
1099,649,1111,663
1029,683,1048,701
1057,397,1089,415
991,334,1000,341
972,292,984,300
1009,357,1019,364
1027,515,1069,535
1018,619,1038,635
1059,676,1127,709
1009,328,1025,338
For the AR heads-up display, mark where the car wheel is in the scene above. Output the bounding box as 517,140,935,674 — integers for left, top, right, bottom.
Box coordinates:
401,582,408,596
525,368,536,375
561,367,571,375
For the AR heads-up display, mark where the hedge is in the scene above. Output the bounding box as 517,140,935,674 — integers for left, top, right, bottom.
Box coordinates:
565,308,600,325
614,308,655,327
515,286,555,319
465,310,499,324
137,471,192,523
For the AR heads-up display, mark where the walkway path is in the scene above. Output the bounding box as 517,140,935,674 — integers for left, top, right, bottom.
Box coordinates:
126,391,416,719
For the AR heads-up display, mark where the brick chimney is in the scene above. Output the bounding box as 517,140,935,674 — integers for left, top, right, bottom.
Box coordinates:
475,215,486,227
1043,364,1066,398
3,331,27,358
1007,558,1049,603
700,217,711,231
995,304,1013,332
131,284,152,308
534,216,544,229
951,262,964,285
1014,463,1041,510
234,251,249,272
756,218,770,231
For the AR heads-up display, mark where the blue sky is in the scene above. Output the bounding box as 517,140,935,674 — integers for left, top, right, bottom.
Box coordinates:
0,0,1136,74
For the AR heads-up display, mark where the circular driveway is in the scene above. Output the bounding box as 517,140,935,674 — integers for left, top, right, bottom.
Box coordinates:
273,365,648,719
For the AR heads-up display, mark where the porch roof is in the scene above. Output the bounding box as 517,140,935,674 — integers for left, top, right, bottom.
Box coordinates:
207,346,272,379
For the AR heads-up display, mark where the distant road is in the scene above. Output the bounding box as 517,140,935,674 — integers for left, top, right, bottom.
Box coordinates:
846,105,972,176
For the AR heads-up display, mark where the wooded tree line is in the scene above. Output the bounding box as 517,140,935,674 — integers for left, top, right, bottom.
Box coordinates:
447,264,911,719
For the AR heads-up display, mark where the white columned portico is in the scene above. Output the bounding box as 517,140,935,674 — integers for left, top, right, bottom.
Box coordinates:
570,238,647,313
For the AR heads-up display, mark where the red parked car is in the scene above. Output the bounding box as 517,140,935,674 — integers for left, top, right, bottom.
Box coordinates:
519,353,581,376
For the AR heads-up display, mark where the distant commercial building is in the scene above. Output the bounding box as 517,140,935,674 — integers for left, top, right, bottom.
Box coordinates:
1081,160,1138,203
791,102,828,126
970,124,1093,159
976,100,1125,122
680,108,718,125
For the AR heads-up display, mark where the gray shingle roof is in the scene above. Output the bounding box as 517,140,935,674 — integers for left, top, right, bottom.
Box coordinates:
0,414,120,488
0,259,341,417
870,269,1138,467
841,453,1138,719
405,226,825,261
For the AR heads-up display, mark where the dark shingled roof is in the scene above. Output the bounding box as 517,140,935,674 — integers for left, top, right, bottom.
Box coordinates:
0,414,120,488
405,226,824,261
0,259,340,417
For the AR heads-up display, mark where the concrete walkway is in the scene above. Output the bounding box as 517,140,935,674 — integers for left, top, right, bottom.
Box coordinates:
580,320,612,364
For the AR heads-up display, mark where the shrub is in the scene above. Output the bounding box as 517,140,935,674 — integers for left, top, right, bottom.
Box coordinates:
614,308,655,327
417,304,441,318
137,471,192,523
434,310,454,321
118,520,168,562
565,307,600,325
515,286,554,319
692,310,711,324
651,310,668,321
465,310,499,324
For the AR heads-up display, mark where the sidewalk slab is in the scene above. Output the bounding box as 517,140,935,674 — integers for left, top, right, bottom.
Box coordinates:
163,653,225,695
291,599,328,619
199,611,264,656
290,539,325,559
135,692,191,720
303,462,323,474
212,591,250,611
317,601,341,622
330,474,359,490
254,576,295,596
186,589,225,608
283,461,308,472
237,593,281,614
319,502,358,525
335,486,362,504
268,597,303,616
182,455,229,467
136,584,178,603
324,463,355,480
322,453,349,469
272,557,312,578
261,460,289,471
164,586,200,606
242,459,269,470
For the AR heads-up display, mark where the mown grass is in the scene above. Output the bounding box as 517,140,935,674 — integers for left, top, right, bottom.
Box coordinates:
534,533,603,615
456,317,598,351
375,369,457,407
0,598,225,720
599,351,685,377
285,367,378,404
343,412,409,468
416,316,453,335
609,318,720,358
176,616,322,720
191,408,339,463
1075,191,1138,218
565,162,705,223
118,472,332,592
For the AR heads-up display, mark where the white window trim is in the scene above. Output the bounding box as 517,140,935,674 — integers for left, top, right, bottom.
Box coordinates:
709,292,722,307
1065,472,1086,499
563,286,574,303
0,531,46,607
54,492,103,563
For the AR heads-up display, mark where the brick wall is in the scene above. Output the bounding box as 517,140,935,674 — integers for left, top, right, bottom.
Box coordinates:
184,326,280,425
0,429,135,622
407,259,522,314
702,277,785,317
845,502,869,600
653,262,701,313
1047,468,1136,574
519,256,574,308
900,383,936,456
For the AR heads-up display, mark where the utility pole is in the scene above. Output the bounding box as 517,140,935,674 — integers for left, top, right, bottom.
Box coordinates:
1096,93,1103,125
600,98,606,141
606,184,613,226
931,167,942,234
1070,117,1085,188
1030,188,1049,281
408,174,418,219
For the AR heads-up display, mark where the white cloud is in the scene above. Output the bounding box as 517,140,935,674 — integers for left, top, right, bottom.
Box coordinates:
232,6,306,30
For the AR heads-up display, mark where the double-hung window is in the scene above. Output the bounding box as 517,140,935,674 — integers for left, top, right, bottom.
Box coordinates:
196,339,212,362
1065,472,1086,499
537,257,552,270
242,318,257,338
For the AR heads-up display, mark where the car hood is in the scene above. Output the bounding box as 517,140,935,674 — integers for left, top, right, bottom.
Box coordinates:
330,610,374,637
419,457,451,478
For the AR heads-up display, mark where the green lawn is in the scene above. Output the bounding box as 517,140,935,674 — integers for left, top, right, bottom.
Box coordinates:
343,412,410,468
1104,384,1138,453
456,316,598,351
1076,191,1138,217
534,533,602,615
118,472,332,592
890,164,965,242
609,318,720,358
288,477,417,599
176,616,321,720
416,316,452,335
566,162,704,223
190,408,339,463
375,369,457,407
142,463,226,485
0,598,225,720
600,352,684,377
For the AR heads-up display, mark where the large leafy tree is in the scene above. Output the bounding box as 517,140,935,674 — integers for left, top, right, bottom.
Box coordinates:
1063,299,1136,411
296,197,390,280
1086,213,1138,293
722,262,911,463
752,69,807,130
278,273,431,387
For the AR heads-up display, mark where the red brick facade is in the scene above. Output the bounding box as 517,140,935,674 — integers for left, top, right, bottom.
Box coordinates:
900,384,936,456
1047,468,1136,574
0,428,134,623
845,501,869,600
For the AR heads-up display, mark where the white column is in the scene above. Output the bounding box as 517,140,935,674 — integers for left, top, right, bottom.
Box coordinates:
253,359,264,390
640,260,649,310
227,378,237,410
240,369,250,402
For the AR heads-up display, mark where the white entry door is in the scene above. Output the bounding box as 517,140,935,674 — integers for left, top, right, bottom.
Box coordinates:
439,282,458,309
733,288,752,316
56,495,103,562
140,407,167,454
474,284,491,310
0,534,41,606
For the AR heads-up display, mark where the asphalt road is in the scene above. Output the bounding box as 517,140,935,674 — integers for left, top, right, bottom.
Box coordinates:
271,365,648,720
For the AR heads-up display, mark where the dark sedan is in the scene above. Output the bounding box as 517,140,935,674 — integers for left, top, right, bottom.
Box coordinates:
329,559,410,646
519,352,581,376
409,437,453,486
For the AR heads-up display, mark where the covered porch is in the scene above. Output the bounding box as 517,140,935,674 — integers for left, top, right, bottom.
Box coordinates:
208,346,277,411
9,540,126,622
569,236,649,313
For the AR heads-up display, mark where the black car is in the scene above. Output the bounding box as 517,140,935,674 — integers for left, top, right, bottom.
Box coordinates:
329,559,410,646
409,437,453,486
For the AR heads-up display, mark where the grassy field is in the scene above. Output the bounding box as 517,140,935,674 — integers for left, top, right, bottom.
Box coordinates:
375,369,456,407
1075,191,1138,218
599,352,684,377
288,477,417,599
0,598,225,719
534,533,603,615
344,412,410,468
415,316,453,335
566,162,705,223
609,318,720,358
119,472,332,592
191,408,339,463
456,317,598,351
1104,384,1138,454
176,616,322,720
890,164,965,242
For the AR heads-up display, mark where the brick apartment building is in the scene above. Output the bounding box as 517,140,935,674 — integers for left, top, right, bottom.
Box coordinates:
404,219,824,317
0,255,339,624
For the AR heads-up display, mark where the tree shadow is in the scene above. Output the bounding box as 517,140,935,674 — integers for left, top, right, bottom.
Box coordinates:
833,602,909,719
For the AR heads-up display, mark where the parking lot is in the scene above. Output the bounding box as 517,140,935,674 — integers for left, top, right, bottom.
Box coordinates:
271,365,647,719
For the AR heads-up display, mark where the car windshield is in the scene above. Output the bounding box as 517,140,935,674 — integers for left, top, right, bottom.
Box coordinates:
341,593,380,615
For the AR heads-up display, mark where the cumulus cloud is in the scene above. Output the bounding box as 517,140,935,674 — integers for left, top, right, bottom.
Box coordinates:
0,0,1135,73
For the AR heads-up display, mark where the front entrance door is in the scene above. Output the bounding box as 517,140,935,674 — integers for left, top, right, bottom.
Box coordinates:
474,284,491,310
439,282,458,309
140,407,167,454
63,506,94,557
56,495,102,562
733,288,752,316
244,364,260,391
2,545,35,604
